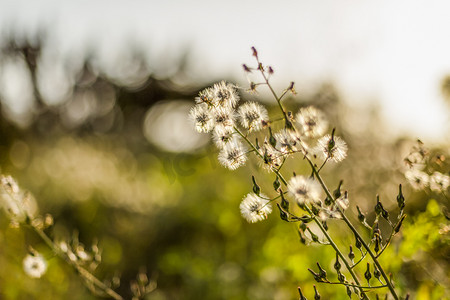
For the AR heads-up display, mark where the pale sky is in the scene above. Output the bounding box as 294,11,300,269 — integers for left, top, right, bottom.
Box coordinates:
1,0,449,142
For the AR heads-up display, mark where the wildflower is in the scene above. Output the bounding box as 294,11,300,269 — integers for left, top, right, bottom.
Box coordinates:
296,106,328,138
288,175,322,205
212,81,240,109
315,134,348,162
212,126,236,148
259,140,283,171
274,129,304,154
0,175,38,223
195,87,215,106
405,169,429,190
212,107,235,131
23,253,47,278
189,104,214,133
429,171,449,192
238,102,268,132
218,141,247,170
239,193,272,223
404,151,426,170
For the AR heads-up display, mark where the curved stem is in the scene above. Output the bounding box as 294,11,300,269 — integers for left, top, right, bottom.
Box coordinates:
29,225,124,300
305,157,399,300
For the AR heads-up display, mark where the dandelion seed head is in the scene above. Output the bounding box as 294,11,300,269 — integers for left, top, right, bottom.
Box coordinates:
212,81,239,109
274,129,304,154
429,171,449,192
189,104,214,133
195,87,215,106
212,106,235,130
239,193,272,223
259,141,283,171
212,126,236,148
405,169,429,190
218,141,247,170
315,134,348,162
296,106,328,138
287,175,322,205
238,102,268,132
0,175,38,223
23,254,47,278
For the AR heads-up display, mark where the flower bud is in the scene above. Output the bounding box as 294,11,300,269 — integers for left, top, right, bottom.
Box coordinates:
252,176,260,195
346,286,352,298
397,184,405,210
316,262,327,280
277,203,289,222
348,245,355,261
334,253,341,272
298,287,308,300
251,46,258,57
308,269,323,283
314,285,321,300
269,127,277,147
337,271,346,283
280,192,289,210
364,263,372,282
355,235,362,249
273,176,281,191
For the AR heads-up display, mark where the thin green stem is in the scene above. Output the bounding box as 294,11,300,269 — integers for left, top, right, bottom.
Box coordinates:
305,157,399,300
302,205,369,299
29,225,124,300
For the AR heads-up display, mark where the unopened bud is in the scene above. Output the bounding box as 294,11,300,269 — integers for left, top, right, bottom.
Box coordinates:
298,287,308,300
316,262,327,280
397,184,405,210
277,203,289,222
273,177,281,192
308,269,323,283
269,127,277,147
356,206,366,223
280,193,289,210
334,253,341,271
252,176,260,195
333,180,343,199
364,263,372,282
348,245,355,261
251,46,258,57
314,285,321,300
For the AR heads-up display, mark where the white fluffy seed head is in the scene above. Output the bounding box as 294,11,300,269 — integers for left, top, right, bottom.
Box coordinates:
212,126,236,149
218,141,247,170
238,102,268,132
189,104,215,133
212,81,240,109
23,254,47,278
429,171,450,192
195,87,215,106
296,106,328,138
239,193,272,223
259,141,283,171
274,129,303,154
405,169,429,190
315,134,348,162
287,175,322,206
212,107,235,131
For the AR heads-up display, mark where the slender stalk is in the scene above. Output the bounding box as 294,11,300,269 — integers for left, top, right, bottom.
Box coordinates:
305,157,399,300
29,225,124,300
275,173,369,300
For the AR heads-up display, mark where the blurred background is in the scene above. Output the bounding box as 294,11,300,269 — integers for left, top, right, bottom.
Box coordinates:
0,0,448,299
